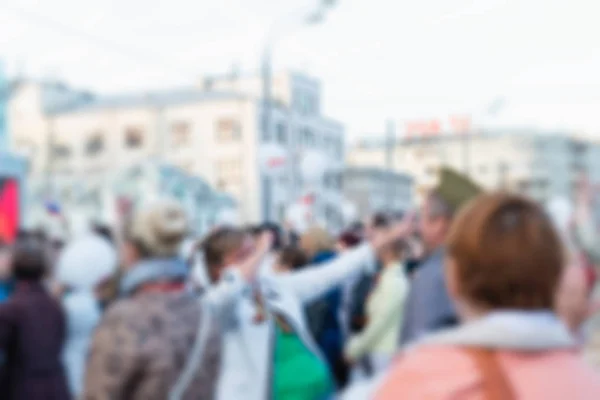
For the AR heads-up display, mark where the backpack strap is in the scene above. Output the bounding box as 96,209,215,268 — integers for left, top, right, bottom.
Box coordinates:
464,348,515,400
169,297,212,400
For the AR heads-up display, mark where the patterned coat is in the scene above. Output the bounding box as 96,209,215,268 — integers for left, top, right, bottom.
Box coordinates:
83,291,221,400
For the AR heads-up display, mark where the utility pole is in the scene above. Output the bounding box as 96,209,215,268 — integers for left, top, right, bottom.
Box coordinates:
154,105,166,163
261,48,273,222
259,0,335,223
385,119,396,211
462,131,471,177
45,116,56,201
498,161,508,190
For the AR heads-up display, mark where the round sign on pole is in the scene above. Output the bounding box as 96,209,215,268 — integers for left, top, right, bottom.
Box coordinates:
300,151,330,185
259,144,288,177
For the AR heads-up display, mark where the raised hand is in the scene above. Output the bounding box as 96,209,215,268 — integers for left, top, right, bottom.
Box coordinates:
390,212,416,239
255,231,274,255
370,212,416,251
236,232,273,282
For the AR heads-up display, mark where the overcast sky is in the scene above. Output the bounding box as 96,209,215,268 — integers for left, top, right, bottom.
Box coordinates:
2,0,600,137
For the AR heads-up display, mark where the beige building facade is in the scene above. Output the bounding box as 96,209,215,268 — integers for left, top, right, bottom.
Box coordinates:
8,71,345,226
348,130,600,203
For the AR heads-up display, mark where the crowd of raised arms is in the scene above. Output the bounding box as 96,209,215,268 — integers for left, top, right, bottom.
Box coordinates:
1,172,600,399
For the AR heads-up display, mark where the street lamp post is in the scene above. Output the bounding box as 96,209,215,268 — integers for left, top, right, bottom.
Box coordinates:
260,1,335,222
385,119,396,211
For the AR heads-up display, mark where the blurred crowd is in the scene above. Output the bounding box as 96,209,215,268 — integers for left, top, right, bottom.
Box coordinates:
1,170,600,399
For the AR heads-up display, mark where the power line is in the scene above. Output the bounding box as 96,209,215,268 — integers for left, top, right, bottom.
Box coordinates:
0,3,196,78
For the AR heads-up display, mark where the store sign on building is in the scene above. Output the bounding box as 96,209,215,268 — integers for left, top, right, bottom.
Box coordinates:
404,116,471,137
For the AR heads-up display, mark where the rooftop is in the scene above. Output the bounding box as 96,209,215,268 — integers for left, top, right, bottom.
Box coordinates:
46,87,247,115
345,166,413,181
352,128,577,149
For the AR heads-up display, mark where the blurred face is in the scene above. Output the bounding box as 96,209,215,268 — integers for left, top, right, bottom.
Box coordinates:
363,217,375,240
0,248,12,280
273,256,290,274
226,235,254,266
299,235,313,257
420,198,450,252
406,236,425,260
211,235,255,283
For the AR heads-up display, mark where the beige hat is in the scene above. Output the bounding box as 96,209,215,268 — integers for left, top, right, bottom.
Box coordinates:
129,198,188,258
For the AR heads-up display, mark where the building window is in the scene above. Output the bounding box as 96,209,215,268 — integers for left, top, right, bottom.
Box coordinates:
262,119,271,142
125,127,144,149
276,122,287,144
334,173,342,190
302,128,316,147
333,139,343,158
15,139,36,157
215,118,241,143
52,144,71,159
297,93,316,116
171,121,192,148
85,133,105,156
322,137,332,153
216,159,243,186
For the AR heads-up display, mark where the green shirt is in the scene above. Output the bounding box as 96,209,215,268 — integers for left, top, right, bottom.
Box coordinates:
273,324,333,400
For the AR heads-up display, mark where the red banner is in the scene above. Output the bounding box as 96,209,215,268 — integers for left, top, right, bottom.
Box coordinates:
0,179,19,243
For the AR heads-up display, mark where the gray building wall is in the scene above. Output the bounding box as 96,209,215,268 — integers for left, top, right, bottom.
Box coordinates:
344,167,413,218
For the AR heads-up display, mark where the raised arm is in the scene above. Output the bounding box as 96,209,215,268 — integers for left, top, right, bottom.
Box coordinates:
273,243,376,304
203,232,273,317
273,216,415,304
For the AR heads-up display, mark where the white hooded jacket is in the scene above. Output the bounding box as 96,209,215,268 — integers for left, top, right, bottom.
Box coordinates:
56,234,117,396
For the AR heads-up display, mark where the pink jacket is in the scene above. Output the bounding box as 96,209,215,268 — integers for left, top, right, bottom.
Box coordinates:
343,311,600,400
376,346,600,399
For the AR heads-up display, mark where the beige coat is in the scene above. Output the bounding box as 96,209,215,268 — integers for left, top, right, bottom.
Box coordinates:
345,262,408,361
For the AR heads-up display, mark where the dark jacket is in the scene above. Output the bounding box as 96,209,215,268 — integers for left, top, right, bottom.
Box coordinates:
304,251,347,385
400,248,458,346
0,282,71,400
347,270,377,334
